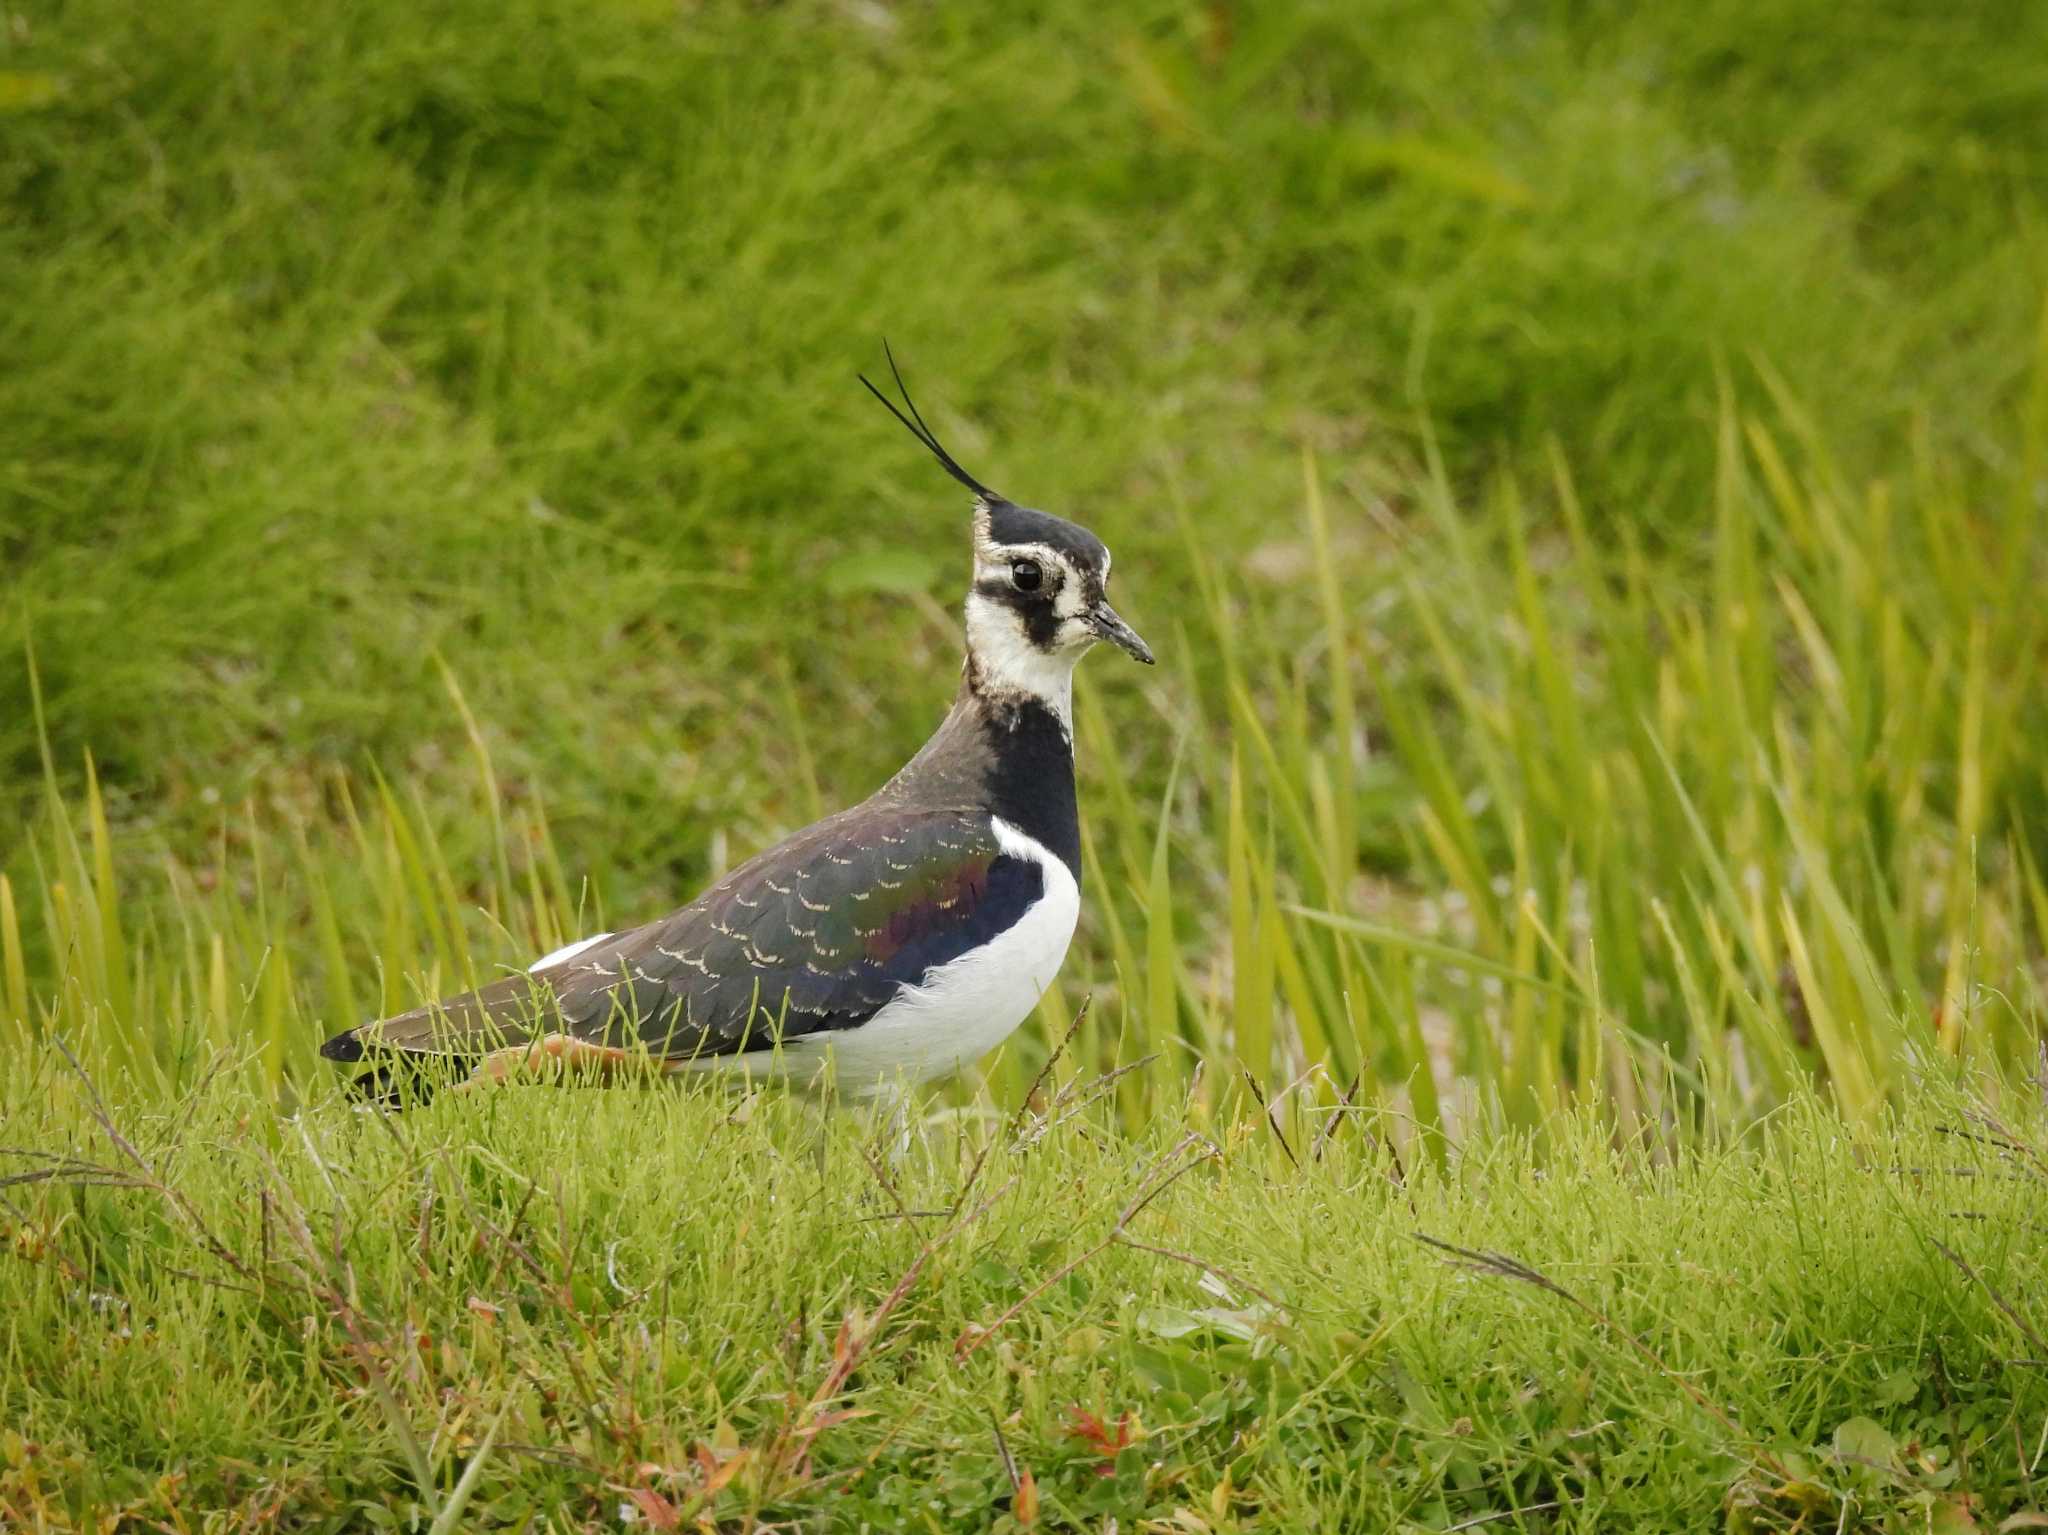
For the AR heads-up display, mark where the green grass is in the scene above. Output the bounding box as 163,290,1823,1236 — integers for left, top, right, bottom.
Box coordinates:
6,0,2048,1525
8,1049,2048,1530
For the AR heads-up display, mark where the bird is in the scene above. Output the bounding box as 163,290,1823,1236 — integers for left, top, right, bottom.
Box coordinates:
319,350,1153,1106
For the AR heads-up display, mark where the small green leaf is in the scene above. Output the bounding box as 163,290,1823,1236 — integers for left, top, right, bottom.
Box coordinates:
1137,1305,1204,1339
1832,1414,1896,1470
1128,1341,1215,1396
969,1258,1020,1295
1874,1367,1922,1406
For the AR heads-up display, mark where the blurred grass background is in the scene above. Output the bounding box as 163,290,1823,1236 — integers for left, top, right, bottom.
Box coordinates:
4,0,2048,1130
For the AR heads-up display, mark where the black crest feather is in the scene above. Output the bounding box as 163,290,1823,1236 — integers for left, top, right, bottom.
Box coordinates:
860,341,1002,503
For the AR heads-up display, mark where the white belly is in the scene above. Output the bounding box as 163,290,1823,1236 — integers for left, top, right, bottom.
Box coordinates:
672,816,1079,1097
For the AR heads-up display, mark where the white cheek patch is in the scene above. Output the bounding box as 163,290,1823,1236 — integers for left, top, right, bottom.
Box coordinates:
965,593,1081,725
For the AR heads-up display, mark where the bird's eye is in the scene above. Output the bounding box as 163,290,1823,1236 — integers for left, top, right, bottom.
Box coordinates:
1010,559,1044,592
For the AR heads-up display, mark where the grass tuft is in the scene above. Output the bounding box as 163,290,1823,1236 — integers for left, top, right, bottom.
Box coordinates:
6,1039,2048,1527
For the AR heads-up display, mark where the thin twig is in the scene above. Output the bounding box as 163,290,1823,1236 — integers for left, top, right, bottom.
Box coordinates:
1415,1233,1788,1481
1010,999,1090,1141
0,1161,146,1191
1310,1069,1365,1164
1962,1105,2048,1181
849,1209,953,1224
52,1037,258,1283
478,1173,543,1290
1111,1235,1282,1308
1444,1498,1567,1532
855,1135,915,1228
52,1037,154,1174
157,1261,259,1296
957,1133,1220,1361
0,1146,137,1165
455,1182,554,1292
165,1045,238,1150
988,1408,1020,1492
1021,1053,1163,1147
1240,1068,1299,1169
765,1174,1019,1491
248,1147,440,1505
1930,1236,2048,1358
954,999,1091,1209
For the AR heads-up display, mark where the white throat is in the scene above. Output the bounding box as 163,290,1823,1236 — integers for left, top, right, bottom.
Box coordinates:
964,592,1082,726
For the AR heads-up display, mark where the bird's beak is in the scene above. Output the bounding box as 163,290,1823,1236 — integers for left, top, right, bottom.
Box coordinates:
1088,601,1155,665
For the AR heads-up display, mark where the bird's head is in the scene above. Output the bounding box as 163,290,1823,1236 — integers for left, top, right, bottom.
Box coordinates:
862,349,1152,721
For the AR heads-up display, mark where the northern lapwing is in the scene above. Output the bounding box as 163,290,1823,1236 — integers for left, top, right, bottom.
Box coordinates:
320,352,1152,1103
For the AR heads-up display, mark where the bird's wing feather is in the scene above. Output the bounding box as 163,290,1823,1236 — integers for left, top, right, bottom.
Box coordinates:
325,807,1045,1062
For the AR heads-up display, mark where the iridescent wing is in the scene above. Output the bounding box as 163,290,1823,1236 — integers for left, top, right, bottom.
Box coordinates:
324,806,1044,1064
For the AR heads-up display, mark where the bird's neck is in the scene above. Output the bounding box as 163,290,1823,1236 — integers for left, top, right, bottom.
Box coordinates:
967,660,1082,875
880,658,1082,878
